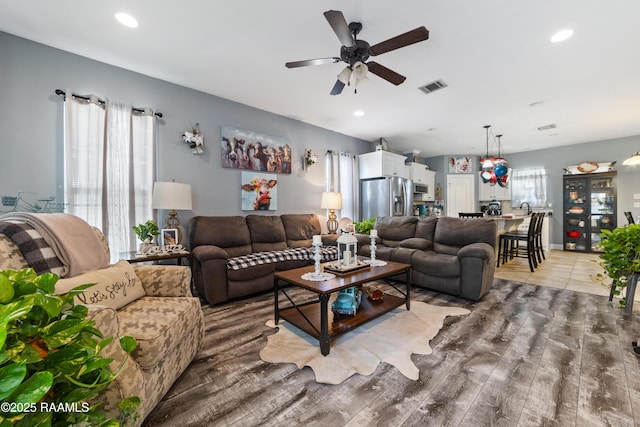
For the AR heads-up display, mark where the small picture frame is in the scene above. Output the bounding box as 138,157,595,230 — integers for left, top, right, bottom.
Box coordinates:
160,228,178,247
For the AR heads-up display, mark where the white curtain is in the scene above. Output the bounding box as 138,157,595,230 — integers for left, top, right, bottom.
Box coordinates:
510,167,547,208
325,150,359,221
64,91,155,262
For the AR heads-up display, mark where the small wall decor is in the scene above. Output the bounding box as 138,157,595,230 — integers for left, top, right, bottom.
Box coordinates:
183,123,204,155
241,171,278,211
303,149,318,170
563,161,616,175
221,125,291,173
448,156,473,174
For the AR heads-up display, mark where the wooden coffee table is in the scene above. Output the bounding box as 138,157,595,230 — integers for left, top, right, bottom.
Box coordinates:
273,260,411,356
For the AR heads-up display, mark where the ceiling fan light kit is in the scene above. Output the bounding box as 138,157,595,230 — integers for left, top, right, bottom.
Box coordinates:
285,10,429,95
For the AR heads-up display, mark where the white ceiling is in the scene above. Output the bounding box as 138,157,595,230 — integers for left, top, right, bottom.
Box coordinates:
2,1,640,157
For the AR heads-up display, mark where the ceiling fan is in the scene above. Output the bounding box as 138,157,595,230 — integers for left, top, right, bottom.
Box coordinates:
285,10,429,95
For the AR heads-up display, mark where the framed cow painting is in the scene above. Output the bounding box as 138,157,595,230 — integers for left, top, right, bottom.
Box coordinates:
221,125,292,174
241,171,278,211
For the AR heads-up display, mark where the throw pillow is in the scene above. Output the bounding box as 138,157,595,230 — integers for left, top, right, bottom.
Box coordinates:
55,260,145,309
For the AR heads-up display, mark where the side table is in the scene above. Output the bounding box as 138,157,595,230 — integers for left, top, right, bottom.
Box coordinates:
120,250,191,266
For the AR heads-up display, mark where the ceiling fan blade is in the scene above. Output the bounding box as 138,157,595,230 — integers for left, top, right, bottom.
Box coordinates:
367,62,406,85
285,57,341,68
330,80,346,96
324,10,355,48
369,26,429,56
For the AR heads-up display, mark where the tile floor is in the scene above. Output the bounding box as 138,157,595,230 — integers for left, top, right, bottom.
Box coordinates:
494,248,640,305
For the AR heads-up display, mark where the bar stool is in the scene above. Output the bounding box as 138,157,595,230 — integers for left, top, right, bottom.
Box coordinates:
496,212,542,272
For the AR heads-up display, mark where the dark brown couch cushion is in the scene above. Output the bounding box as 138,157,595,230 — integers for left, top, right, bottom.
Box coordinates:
188,216,252,257
281,214,322,248
375,216,418,247
433,217,497,255
246,215,287,252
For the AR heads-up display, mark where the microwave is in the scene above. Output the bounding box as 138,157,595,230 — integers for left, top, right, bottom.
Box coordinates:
414,184,429,193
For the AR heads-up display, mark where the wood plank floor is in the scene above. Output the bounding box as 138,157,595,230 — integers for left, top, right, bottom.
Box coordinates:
143,278,640,427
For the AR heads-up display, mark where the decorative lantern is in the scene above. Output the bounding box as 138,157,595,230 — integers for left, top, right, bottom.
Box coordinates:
337,228,358,267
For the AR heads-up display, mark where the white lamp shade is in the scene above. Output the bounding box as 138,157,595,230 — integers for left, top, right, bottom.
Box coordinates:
321,192,342,210
152,182,193,210
623,152,640,166
337,67,352,85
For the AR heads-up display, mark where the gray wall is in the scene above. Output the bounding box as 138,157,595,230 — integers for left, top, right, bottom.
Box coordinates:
0,32,370,228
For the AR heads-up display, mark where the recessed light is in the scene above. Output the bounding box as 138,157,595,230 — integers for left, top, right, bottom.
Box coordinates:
551,29,573,43
115,12,138,28
353,110,364,117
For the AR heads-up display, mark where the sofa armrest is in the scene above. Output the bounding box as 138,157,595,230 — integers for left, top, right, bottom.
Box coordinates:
457,242,494,260
399,238,433,250
191,245,230,305
133,265,193,297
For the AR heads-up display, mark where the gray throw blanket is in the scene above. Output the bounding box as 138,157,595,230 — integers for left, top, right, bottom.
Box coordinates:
0,221,65,276
0,213,109,278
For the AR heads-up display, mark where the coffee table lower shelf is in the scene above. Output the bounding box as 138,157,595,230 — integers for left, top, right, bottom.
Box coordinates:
279,293,406,344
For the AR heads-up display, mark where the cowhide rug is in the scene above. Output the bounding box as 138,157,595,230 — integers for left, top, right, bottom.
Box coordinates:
259,301,470,384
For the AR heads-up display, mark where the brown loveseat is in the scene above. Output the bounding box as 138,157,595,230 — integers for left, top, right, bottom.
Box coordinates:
188,213,338,305
357,216,497,301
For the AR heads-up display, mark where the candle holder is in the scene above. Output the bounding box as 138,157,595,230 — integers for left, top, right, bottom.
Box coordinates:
302,240,336,281
368,235,387,266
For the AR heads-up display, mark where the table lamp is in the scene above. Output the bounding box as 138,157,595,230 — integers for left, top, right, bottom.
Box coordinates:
321,191,342,234
152,181,193,243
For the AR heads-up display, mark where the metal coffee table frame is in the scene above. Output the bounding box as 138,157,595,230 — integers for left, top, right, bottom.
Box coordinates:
273,260,411,356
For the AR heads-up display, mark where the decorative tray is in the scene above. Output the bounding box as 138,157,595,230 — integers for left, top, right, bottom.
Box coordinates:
323,260,371,275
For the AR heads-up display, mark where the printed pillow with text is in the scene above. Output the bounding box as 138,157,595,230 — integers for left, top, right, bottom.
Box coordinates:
55,260,146,309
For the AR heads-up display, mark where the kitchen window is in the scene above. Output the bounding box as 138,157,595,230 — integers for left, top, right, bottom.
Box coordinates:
510,167,547,208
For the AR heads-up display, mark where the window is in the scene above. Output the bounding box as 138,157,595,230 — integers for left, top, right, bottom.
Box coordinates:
510,167,547,208
63,92,156,262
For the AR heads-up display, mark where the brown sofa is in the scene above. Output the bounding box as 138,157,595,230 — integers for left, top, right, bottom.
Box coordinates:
188,213,338,305
357,216,497,301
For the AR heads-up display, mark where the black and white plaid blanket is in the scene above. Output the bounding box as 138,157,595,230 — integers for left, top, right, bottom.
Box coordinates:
226,246,339,271
0,220,64,275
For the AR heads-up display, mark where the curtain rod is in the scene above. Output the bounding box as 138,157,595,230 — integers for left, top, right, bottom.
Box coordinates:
55,89,163,118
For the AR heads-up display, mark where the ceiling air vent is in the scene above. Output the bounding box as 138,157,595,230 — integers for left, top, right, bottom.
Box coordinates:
419,79,448,94
537,123,557,131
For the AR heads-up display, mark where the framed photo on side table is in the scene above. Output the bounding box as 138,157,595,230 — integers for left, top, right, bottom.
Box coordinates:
160,228,178,248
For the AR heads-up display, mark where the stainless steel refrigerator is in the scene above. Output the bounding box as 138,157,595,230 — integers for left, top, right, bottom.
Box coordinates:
360,176,413,219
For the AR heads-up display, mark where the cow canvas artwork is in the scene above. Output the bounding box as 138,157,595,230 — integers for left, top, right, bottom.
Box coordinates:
221,125,292,174
241,172,278,211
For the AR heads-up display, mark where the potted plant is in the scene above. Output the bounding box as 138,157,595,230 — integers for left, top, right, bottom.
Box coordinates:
595,224,640,308
0,268,139,426
132,220,159,253
353,217,376,235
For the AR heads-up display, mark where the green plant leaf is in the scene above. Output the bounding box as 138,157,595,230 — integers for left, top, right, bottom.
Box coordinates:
0,299,34,325
0,327,6,350
30,294,64,318
42,319,88,348
119,336,137,353
13,411,52,427
9,371,53,404
34,272,58,294
0,362,27,400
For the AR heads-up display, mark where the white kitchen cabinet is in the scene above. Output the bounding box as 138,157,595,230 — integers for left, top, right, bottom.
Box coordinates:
478,172,511,201
358,151,408,179
410,163,435,201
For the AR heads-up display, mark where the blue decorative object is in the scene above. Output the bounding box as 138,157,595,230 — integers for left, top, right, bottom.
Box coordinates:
331,287,362,316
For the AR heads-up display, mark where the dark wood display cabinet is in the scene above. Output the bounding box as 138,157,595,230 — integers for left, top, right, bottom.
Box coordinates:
563,171,617,253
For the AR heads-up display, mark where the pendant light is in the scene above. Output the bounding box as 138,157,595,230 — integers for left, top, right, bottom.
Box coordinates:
481,125,493,168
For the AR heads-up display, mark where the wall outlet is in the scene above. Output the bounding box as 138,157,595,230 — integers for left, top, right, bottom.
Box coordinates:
634,193,640,200
634,202,640,208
